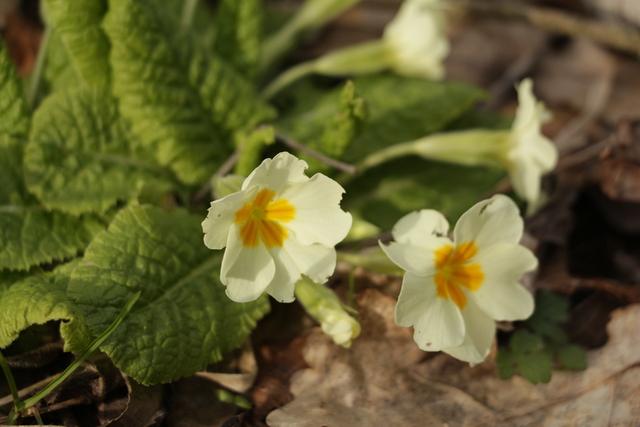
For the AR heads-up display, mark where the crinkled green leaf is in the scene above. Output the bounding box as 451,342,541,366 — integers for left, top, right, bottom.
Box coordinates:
105,0,275,184
24,87,172,215
68,204,270,385
42,0,110,87
0,270,30,295
0,41,30,138
214,0,263,77
0,138,101,271
0,262,90,351
43,30,77,92
281,81,366,172
235,125,275,176
345,157,503,229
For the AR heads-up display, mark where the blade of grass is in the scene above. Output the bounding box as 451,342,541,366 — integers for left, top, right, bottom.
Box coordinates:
7,291,141,422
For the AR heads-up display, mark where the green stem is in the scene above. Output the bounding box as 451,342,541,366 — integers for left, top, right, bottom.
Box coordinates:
0,351,23,424
180,0,198,33
260,0,362,73
358,129,510,173
263,41,388,99
262,61,317,100
27,27,51,108
7,292,141,422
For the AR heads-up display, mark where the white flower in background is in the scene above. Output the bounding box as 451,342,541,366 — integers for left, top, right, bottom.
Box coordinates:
507,79,558,205
263,0,449,98
383,0,449,80
358,79,558,207
202,152,352,303
380,195,537,364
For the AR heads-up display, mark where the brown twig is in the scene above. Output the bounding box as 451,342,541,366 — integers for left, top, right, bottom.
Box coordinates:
277,134,357,175
458,1,640,56
568,277,640,303
193,151,239,202
0,374,59,407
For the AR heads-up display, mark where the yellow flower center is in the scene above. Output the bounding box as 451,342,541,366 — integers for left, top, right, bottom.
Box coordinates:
234,189,295,248
434,242,484,309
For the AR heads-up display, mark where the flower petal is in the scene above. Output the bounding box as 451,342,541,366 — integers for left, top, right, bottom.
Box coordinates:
221,228,276,303
453,194,523,247
391,209,449,246
242,151,309,193
281,173,352,247
508,79,558,205
379,241,441,277
395,272,437,327
472,243,537,321
444,299,496,364
413,294,465,351
265,238,337,303
384,0,449,80
284,237,337,285
201,189,250,250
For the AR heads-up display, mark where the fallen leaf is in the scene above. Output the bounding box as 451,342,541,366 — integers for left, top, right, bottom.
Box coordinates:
267,289,640,426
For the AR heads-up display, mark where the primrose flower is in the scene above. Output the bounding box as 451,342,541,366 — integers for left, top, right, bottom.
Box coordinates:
380,195,537,364
507,79,558,205
263,0,449,98
359,79,558,207
202,152,352,303
382,0,449,80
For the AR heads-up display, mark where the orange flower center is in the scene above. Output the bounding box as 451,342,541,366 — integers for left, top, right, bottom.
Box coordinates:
234,189,295,248
434,242,484,309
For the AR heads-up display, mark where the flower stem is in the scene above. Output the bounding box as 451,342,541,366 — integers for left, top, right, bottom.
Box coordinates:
262,40,388,99
358,129,510,173
0,351,23,424
260,0,361,73
262,61,317,99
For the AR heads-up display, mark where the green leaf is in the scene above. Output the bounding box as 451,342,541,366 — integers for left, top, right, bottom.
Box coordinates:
343,75,484,161
235,125,276,176
345,157,503,229
496,349,516,380
43,30,77,92
24,87,172,215
0,138,100,271
557,344,587,371
286,80,366,171
0,262,90,351
68,204,270,385
105,0,275,184
525,291,569,344
497,330,553,384
510,330,544,354
0,41,30,139
214,0,263,77
517,349,553,384
42,0,110,87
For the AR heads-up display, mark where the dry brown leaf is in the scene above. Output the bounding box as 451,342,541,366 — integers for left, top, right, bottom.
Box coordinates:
267,289,640,426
